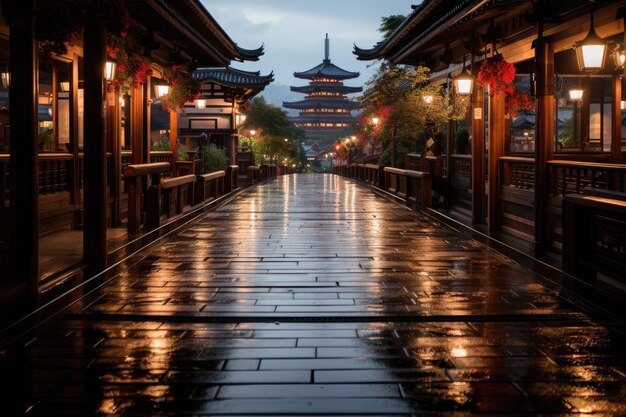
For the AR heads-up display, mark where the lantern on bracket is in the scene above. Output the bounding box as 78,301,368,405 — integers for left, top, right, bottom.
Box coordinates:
194,99,207,109
612,44,626,69
104,60,117,83
454,55,474,96
574,6,608,71
153,81,170,99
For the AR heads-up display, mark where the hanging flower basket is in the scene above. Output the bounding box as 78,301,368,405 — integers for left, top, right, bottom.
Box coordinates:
161,66,201,112
506,87,535,117
107,39,152,94
477,55,516,96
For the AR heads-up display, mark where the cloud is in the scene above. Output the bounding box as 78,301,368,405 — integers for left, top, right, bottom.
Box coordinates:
202,0,416,86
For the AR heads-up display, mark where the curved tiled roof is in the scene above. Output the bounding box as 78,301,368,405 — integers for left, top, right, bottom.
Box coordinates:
291,84,362,94
283,99,360,110
290,115,358,123
193,67,274,87
294,60,360,80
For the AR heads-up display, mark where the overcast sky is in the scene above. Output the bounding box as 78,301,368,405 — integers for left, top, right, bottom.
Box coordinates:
203,0,417,87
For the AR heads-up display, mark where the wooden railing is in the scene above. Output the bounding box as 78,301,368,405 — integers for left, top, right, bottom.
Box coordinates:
383,167,432,210
548,160,626,197
124,162,170,232
161,174,196,219
247,164,278,184
563,194,626,286
332,163,432,211
196,171,225,205
501,156,535,190
150,150,173,164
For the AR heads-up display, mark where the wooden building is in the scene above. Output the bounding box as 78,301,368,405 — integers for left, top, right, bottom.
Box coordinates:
178,67,274,165
0,0,265,303
353,0,626,291
284,34,362,140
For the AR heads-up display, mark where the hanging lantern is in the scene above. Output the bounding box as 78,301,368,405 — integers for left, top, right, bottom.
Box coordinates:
194,99,207,109
104,60,117,82
371,116,380,125
612,45,626,69
59,81,70,92
154,82,170,99
423,95,434,104
454,69,474,95
574,7,608,71
1,70,10,89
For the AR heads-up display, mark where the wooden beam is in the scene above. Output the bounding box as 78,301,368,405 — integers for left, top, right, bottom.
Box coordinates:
170,111,178,175
107,86,121,226
487,90,505,237
471,85,485,227
83,18,108,267
132,84,144,164
611,74,623,165
7,0,39,297
533,38,554,251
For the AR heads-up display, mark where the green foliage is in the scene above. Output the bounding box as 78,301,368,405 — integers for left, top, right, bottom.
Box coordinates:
151,134,190,161
359,64,469,145
39,129,54,151
377,142,412,168
557,115,580,149
378,15,406,39
455,127,470,154
202,143,229,173
242,97,303,166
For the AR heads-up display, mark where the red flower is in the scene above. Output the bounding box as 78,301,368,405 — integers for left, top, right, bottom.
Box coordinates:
477,55,516,96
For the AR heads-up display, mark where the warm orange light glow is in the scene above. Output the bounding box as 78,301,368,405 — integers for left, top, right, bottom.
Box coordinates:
371,117,380,125
194,99,207,109
104,61,117,82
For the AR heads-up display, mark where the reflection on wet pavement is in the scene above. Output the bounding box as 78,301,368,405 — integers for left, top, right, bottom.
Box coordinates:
1,174,625,415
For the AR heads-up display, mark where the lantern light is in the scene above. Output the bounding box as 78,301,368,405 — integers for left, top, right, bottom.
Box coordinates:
59,81,70,92
0,71,9,89
284,138,289,142
621,100,626,110
371,117,380,125
612,45,626,69
154,83,170,99
194,99,207,109
423,95,434,104
250,129,256,136
569,88,584,101
104,60,117,82
574,7,608,71
454,70,474,95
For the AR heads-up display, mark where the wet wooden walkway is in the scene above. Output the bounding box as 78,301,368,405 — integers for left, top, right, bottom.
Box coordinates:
1,174,625,416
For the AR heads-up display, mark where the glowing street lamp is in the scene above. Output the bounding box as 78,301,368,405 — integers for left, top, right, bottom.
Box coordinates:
194,99,207,109
371,116,380,125
569,88,584,101
423,95,434,104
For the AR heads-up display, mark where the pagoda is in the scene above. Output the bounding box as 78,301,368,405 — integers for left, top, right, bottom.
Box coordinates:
283,34,362,139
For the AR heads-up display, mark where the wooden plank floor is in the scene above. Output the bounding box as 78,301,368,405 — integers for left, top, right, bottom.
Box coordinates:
1,174,625,416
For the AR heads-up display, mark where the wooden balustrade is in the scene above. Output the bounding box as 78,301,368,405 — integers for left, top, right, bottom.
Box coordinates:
563,194,626,286
196,170,225,205
547,160,626,197
501,157,535,190
161,174,196,219
149,150,173,164
247,165,260,183
225,165,239,193
383,167,432,210
124,162,170,232
37,153,73,195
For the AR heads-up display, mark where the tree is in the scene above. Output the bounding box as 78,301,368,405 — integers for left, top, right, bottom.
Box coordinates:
241,97,303,166
379,15,406,39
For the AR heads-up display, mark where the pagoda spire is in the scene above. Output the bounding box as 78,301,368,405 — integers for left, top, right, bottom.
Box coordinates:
324,33,329,62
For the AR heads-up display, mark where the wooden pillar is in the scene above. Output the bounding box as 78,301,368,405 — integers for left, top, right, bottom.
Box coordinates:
143,80,151,163
169,111,178,174
71,54,81,224
445,120,455,208
7,0,39,296
471,85,485,227
488,90,505,236
83,18,107,267
611,74,622,164
107,86,121,226
230,101,237,166
533,38,554,250
132,84,144,164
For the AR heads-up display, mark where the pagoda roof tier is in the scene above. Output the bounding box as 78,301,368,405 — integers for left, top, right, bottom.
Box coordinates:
294,60,360,80
290,115,358,124
194,67,274,87
283,99,360,110
291,85,362,94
